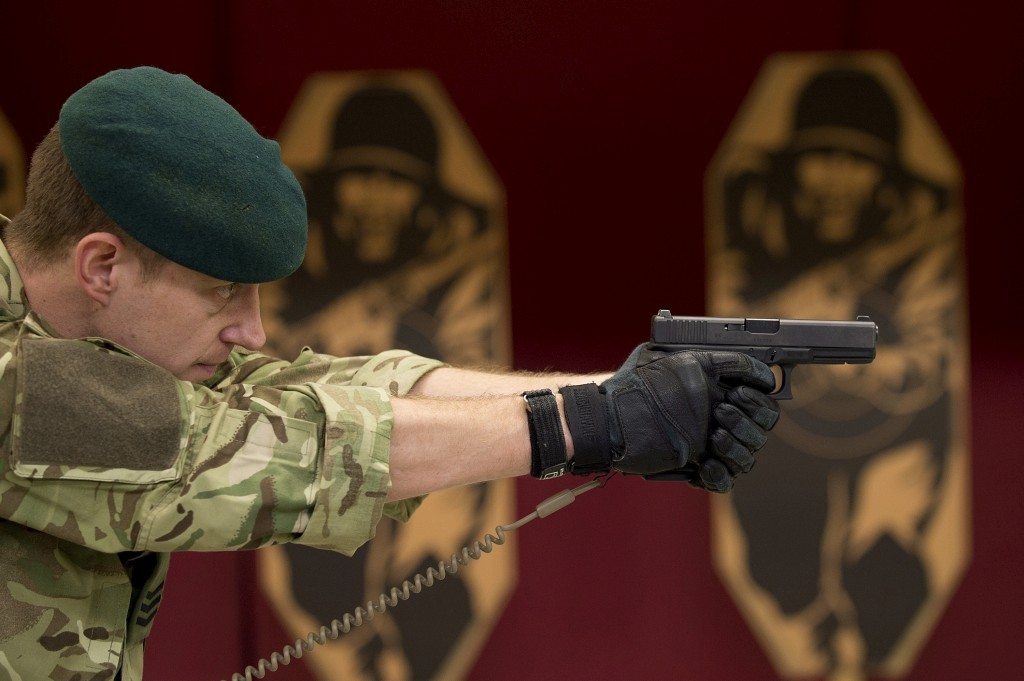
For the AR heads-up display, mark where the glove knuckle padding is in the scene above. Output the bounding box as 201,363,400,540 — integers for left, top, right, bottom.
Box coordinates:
638,357,708,444
752,359,777,390
715,403,768,451
713,428,755,474
704,352,776,392
749,400,780,431
726,387,779,430
711,351,744,370
720,354,749,378
612,387,677,473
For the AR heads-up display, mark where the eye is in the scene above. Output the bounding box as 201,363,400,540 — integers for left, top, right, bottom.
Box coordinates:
216,283,239,300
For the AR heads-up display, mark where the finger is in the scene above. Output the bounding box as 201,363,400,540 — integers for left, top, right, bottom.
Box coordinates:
714,403,769,451
711,428,756,474
699,458,734,493
703,353,776,393
726,386,780,430
678,462,704,489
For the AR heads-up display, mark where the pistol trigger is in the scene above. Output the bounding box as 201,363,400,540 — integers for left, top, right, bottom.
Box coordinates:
772,365,794,400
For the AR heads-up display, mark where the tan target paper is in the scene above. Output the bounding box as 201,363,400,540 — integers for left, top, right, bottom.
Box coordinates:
0,108,25,219
258,71,514,681
706,53,970,680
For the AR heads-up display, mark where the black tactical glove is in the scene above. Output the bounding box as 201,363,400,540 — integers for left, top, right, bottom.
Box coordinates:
559,347,780,492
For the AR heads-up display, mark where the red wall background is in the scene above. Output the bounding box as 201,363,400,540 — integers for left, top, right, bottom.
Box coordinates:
1,1,1021,679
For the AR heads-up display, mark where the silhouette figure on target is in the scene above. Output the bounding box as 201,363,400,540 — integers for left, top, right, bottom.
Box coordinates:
279,85,491,360
722,67,957,670
275,84,499,680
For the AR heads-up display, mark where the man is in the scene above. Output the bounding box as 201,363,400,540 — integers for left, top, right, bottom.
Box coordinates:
0,67,779,680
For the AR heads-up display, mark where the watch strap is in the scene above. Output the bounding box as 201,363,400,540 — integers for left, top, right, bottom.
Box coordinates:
523,389,568,479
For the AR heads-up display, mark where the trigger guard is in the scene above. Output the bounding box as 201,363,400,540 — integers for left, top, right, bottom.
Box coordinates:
771,365,795,400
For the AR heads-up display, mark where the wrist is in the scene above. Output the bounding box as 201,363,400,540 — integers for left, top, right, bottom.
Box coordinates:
559,383,612,474
523,389,570,479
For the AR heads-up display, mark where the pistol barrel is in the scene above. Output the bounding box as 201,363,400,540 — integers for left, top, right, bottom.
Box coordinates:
650,310,877,364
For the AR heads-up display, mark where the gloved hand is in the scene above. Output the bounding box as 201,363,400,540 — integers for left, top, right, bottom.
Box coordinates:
559,347,780,492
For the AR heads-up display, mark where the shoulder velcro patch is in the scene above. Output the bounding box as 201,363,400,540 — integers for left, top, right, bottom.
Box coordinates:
15,337,183,471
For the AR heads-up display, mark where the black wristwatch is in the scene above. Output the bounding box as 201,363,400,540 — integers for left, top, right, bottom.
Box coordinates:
522,389,568,479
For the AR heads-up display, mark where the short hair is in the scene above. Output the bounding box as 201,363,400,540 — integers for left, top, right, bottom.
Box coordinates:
5,124,164,277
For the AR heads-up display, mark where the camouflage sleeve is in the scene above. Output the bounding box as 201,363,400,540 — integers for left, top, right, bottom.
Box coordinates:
0,337,439,555
210,348,446,522
214,347,444,397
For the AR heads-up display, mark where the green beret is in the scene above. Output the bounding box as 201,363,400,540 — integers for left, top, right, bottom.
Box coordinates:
58,66,307,283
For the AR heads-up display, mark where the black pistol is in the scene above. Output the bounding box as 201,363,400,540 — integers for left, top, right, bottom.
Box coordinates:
649,309,878,399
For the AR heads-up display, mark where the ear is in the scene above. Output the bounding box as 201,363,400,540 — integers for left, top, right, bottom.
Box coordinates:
74,232,130,305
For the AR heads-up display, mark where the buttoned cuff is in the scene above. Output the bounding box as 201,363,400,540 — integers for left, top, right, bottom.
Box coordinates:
351,350,446,524
299,383,396,555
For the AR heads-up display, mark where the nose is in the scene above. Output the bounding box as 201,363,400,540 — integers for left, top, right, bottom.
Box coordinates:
220,284,267,351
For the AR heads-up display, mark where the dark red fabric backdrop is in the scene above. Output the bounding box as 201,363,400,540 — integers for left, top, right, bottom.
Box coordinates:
1,2,1021,679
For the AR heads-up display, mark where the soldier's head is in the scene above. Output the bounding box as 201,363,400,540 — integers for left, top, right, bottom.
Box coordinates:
307,85,438,264
786,68,900,243
5,67,307,382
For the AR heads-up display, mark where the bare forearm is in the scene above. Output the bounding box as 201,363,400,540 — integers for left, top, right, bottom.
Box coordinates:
387,366,614,501
388,394,572,501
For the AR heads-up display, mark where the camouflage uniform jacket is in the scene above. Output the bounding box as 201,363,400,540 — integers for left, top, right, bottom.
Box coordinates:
0,235,443,680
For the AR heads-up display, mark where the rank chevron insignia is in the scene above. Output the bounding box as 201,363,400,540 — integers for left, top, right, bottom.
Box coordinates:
136,581,165,627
